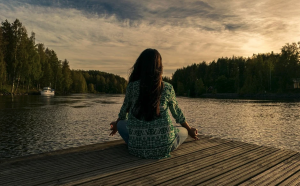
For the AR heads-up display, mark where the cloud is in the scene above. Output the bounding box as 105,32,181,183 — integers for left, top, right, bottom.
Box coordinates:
0,0,300,78
10,0,143,20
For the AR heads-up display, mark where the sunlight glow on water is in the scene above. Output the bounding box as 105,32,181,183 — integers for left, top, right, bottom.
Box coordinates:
1,95,300,159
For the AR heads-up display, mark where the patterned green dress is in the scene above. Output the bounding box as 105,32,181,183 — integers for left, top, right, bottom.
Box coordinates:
118,80,186,159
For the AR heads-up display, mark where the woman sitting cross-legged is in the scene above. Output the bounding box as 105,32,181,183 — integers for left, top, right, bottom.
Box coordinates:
109,48,199,159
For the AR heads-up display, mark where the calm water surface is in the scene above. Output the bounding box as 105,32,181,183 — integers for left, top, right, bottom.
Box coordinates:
1,94,300,159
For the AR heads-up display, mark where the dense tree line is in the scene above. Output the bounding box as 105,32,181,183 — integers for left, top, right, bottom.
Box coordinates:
0,19,126,94
171,42,300,96
75,70,127,93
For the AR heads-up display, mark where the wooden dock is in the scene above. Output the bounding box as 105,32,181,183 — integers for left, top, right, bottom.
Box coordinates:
1,136,300,185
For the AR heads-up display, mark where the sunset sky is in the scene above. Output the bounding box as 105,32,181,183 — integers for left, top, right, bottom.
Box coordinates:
1,0,300,78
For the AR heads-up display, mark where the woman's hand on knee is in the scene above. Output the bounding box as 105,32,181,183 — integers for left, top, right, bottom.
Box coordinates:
188,127,199,140
109,121,118,136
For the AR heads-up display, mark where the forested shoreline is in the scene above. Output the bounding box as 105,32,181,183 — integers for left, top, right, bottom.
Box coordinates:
0,19,127,95
167,42,300,97
1,19,299,97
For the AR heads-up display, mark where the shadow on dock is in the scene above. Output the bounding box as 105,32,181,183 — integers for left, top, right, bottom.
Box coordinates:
1,136,300,185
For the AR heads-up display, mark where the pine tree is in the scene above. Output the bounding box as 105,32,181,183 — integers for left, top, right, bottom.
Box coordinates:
0,27,6,90
62,59,72,93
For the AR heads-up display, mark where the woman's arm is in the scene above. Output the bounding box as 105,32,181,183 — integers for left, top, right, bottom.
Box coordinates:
168,85,199,140
168,86,186,124
109,84,131,136
180,121,199,140
109,118,120,136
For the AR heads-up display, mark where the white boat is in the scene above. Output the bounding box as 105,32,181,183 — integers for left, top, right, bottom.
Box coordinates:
40,87,55,96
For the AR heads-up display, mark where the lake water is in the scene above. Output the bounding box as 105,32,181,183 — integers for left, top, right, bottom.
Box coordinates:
1,94,300,159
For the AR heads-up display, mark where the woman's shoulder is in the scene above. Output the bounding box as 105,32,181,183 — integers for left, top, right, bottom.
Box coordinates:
126,80,140,91
128,80,140,86
162,82,175,97
163,81,173,90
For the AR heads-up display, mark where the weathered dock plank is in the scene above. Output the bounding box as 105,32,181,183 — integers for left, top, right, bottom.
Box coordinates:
1,135,300,186
56,138,224,186
78,141,245,186
198,150,296,186
239,154,300,185
128,147,275,186
279,170,300,186
0,137,216,186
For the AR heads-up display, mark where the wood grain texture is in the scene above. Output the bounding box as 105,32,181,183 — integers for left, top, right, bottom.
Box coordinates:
1,135,300,186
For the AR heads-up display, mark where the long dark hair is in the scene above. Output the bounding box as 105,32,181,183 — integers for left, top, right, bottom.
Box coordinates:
129,49,164,121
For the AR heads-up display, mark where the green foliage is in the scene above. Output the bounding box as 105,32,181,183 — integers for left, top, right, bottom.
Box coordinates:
1,19,27,93
95,75,106,92
0,27,6,89
71,70,87,93
177,81,185,96
215,76,235,93
88,83,95,93
62,59,73,93
170,43,300,95
194,78,205,96
83,70,127,94
216,75,227,93
0,19,127,95
0,58,5,89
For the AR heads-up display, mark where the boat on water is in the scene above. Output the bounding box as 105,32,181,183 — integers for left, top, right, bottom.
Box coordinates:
40,87,55,96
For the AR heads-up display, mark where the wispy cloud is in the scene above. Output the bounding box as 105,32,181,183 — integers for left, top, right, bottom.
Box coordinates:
0,0,300,78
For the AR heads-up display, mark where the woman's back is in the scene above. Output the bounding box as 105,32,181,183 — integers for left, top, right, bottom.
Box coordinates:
118,80,186,159
109,48,198,159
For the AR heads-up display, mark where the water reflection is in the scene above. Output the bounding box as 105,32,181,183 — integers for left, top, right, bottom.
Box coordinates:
178,99,300,152
1,95,300,159
0,94,124,159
